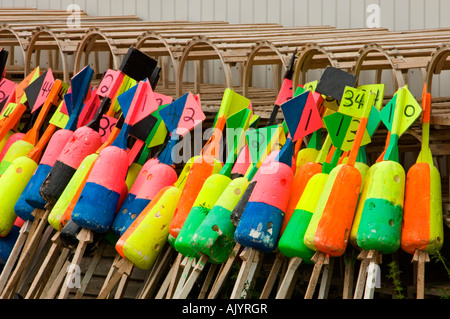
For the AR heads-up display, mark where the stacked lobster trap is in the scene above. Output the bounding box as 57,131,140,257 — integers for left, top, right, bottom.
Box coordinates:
0,7,448,300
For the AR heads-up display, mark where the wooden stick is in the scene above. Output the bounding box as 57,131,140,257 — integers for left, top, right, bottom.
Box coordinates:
155,263,176,299
230,247,262,299
138,245,174,299
230,247,256,299
74,241,107,299
198,263,219,299
1,208,50,298
42,259,71,299
173,256,195,298
304,252,328,299
160,252,183,299
412,250,430,299
364,262,378,299
353,250,370,299
318,257,334,299
114,269,130,299
275,257,302,299
173,254,209,299
57,228,94,299
99,253,121,296
242,249,263,299
18,225,54,296
39,247,71,298
0,220,32,294
342,250,356,299
208,243,241,299
25,231,64,299
363,250,382,299
97,257,134,299
277,256,289,292
259,251,286,299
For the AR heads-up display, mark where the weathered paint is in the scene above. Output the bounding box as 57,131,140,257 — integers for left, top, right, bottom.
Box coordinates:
234,161,293,253
247,161,294,212
191,177,249,263
71,146,129,233
112,162,177,236
234,201,284,253
116,186,181,270
113,158,159,232
314,164,361,256
169,155,223,239
278,173,328,263
0,156,37,236
39,129,74,167
401,162,443,255
57,127,103,169
20,129,73,212
350,163,374,248
281,162,322,235
14,191,36,222
47,154,98,231
71,182,121,233
304,164,361,257
356,160,405,254
39,126,102,204
174,174,231,257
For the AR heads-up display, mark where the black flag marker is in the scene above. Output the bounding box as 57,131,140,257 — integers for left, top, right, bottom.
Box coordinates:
0,49,8,82
119,47,159,82
315,66,358,101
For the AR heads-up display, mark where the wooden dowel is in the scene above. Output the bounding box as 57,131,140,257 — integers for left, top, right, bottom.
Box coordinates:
97,258,134,299
259,251,286,299
230,247,262,299
304,252,327,299
25,231,63,299
42,259,71,299
39,247,71,298
100,253,121,295
74,241,107,299
363,250,382,299
138,246,174,299
208,244,241,299
1,208,50,298
198,263,219,299
342,250,356,299
275,257,302,299
18,225,54,296
155,265,175,299
0,220,32,294
174,254,209,299
318,257,334,299
353,250,370,299
173,256,195,298
163,253,183,299
412,250,429,299
57,228,94,299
